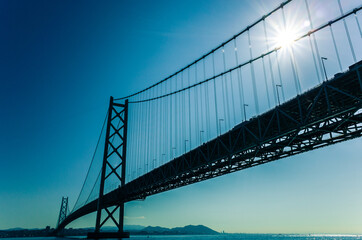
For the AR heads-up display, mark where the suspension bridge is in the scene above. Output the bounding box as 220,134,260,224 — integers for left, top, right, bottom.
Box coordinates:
55,0,362,238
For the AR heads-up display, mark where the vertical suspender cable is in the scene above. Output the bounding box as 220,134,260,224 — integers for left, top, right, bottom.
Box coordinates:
133,102,137,179
262,56,271,109
163,82,167,163
263,19,277,105
164,83,168,163
158,85,162,167
199,64,204,143
126,103,131,181
174,75,177,157
140,94,144,176
182,71,186,153
136,100,139,178
203,58,210,140
212,52,219,135
132,103,136,180
305,0,324,82
229,71,236,126
175,75,179,157
355,12,362,38
179,75,182,154
224,47,236,126
247,29,260,115
136,95,141,178
149,89,153,171
234,39,246,121
151,94,155,170
131,103,134,180
199,65,204,142
154,88,157,166
222,46,230,129
134,97,137,179
169,77,173,159
329,25,343,71
159,85,163,165
194,64,200,143
139,94,143,176
275,51,285,101
146,90,151,174
153,88,157,169
128,103,133,181
281,6,301,94
308,34,321,84
188,68,192,149
337,0,357,62
140,91,146,175
142,91,146,173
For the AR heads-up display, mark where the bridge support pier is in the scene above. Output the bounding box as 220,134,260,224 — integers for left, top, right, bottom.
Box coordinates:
88,97,129,239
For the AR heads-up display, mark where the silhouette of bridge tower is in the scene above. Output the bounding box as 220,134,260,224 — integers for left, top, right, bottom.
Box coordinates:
87,97,130,238
56,197,68,229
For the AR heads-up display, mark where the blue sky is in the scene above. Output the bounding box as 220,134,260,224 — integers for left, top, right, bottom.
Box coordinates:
0,0,361,233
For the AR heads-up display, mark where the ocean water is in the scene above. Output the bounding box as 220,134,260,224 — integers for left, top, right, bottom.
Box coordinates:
129,235,362,240
2,235,362,240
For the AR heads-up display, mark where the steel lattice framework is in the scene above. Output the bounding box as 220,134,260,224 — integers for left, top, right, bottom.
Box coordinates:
87,98,130,238
56,197,68,229
57,60,362,230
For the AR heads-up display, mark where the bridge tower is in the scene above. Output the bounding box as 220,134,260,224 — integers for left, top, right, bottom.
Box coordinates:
56,197,68,229
87,97,130,239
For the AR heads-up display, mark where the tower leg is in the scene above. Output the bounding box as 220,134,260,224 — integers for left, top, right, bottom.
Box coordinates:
88,97,129,239
55,197,68,236
119,203,124,233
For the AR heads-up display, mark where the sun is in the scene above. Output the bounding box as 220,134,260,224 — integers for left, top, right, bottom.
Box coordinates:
276,29,298,48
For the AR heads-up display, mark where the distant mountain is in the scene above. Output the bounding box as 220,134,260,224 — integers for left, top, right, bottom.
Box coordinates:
135,225,219,235
101,225,145,231
142,226,169,233
2,228,41,231
124,225,145,231
170,225,219,235
3,228,25,231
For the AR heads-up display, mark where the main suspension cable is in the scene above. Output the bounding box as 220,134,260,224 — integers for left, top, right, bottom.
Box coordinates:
114,0,293,101
72,110,108,212
126,6,361,104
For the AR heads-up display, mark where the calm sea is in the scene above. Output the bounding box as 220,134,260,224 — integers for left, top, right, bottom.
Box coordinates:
2,235,362,240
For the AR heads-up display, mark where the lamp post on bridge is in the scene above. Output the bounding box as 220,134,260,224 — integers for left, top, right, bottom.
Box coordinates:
321,57,328,81
184,140,188,153
219,119,224,135
162,153,166,165
200,130,204,144
276,84,282,105
153,159,156,169
172,147,176,159
243,104,248,121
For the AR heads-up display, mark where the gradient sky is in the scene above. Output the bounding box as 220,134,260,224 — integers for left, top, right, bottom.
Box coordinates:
0,0,361,234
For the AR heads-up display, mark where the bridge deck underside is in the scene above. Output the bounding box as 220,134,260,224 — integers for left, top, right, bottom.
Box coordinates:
59,61,362,229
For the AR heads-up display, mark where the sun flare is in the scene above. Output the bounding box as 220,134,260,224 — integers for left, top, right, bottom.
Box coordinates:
276,30,298,48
